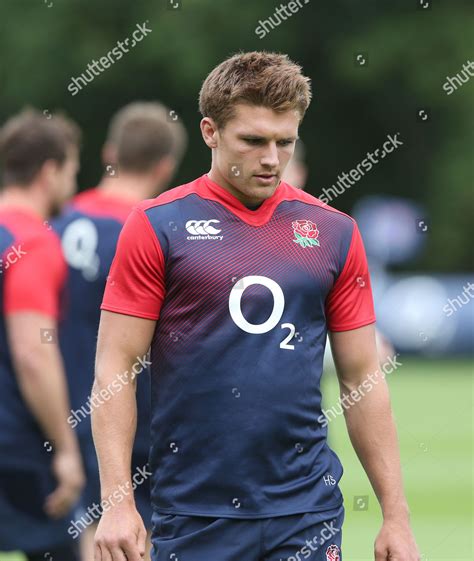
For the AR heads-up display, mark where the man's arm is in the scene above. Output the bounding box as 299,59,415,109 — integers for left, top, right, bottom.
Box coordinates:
7,311,84,517
92,310,155,561
329,323,420,561
93,205,166,560
4,230,85,519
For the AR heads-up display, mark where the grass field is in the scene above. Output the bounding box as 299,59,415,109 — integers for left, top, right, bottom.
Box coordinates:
324,358,473,561
1,358,472,561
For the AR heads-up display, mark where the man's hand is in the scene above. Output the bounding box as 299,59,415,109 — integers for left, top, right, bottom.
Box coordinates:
44,447,85,518
374,517,420,561
94,503,147,561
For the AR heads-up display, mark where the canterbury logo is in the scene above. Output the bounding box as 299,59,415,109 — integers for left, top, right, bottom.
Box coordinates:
185,219,221,235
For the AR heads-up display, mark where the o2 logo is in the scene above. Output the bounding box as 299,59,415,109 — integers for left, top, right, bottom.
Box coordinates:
228,275,299,350
61,218,100,281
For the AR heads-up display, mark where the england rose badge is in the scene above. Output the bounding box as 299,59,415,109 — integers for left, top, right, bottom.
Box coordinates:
292,219,320,247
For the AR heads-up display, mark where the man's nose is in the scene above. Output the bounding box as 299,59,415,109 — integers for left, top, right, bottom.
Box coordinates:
260,142,279,168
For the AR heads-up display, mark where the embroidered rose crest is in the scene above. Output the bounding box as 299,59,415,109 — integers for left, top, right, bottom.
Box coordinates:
292,219,320,248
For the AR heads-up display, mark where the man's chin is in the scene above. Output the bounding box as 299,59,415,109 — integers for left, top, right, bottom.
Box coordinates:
250,175,279,192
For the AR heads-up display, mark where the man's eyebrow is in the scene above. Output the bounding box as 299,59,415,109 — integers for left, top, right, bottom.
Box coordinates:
238,133,298,141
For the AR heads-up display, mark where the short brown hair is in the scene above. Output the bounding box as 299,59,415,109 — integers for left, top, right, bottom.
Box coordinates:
199,51,312,129
106,101,187,173
0,108,81,187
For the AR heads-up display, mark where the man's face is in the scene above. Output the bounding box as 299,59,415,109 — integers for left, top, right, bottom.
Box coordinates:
49,146,79,213
207,104,300,205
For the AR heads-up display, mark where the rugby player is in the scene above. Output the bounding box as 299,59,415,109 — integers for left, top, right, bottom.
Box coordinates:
0,109,84,560
92,52,420,561
53,102,187,561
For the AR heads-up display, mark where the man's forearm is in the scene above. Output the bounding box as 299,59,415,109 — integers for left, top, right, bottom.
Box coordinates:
91,356,137,502
341,377,409,520
14,343,79,453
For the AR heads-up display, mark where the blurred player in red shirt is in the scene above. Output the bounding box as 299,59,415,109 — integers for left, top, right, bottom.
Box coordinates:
0,109,84,560
53,102,187,561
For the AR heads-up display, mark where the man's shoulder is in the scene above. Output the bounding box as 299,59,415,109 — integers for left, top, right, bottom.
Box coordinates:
0,208,61,252
281,182,355,226
136,177,202,215
58,187,135,225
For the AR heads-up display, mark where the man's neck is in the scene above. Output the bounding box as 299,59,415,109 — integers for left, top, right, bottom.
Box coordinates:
245,201,263,211
207,167,264,207
0,186,48,219
98,174,157,203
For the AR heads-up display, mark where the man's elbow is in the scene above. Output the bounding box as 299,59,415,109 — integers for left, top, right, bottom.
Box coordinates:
93,353,137,400
11,342,52,382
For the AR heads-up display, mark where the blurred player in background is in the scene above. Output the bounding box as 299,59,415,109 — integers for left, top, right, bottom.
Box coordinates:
53,101,187,561
0,109,84,560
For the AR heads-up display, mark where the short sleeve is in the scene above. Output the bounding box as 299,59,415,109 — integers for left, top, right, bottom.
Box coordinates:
325,221,376,332
4,234,66,319
100,207,166,320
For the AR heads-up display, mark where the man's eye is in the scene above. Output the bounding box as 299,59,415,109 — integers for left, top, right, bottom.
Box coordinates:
278,140,293,146
244,138,262,145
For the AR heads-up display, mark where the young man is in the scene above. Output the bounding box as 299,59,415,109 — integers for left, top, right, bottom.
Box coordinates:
92,52,420,561
53,102,187,561
0,109,84,560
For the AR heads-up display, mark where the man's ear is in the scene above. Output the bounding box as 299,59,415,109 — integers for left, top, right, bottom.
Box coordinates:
200,117,219,149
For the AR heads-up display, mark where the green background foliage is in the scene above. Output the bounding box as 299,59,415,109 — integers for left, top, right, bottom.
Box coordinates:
0,0,472,271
